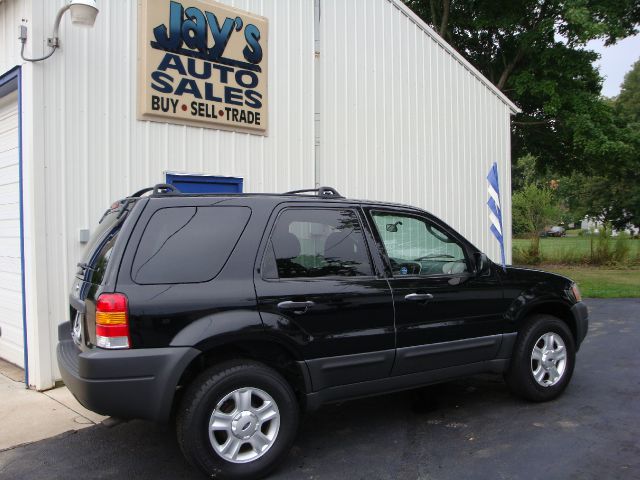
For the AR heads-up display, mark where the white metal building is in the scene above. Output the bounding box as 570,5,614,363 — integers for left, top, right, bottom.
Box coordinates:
0,0,518,389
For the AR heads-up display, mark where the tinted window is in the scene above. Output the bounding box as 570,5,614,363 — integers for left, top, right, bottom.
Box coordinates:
269,209,373,278
132,206,251,284
77,201,136,285
372,212,468,276
85,230,119,285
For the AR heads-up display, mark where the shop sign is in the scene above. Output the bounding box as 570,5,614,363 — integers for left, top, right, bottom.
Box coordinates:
137,0,268,134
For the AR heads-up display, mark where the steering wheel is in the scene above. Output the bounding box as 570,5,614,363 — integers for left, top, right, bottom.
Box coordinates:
390,258,421,275
427,224,453,243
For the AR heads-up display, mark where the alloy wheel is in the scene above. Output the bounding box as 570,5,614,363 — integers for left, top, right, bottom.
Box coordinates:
530,332,567,387
208,387,281,463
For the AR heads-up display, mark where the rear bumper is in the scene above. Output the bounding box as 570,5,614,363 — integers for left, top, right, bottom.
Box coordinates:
57,322,199,422
571,301,589,350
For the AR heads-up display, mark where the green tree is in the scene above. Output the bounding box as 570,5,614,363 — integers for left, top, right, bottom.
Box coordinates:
616,58,640,124
558,140,640,230
512,183,560,262
403,0,640,173
513,183,560,237
555,60,640,231
511,154,540,191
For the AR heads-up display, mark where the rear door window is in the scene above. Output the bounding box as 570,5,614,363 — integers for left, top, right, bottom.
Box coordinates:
131,206,251,284
264,208,373,279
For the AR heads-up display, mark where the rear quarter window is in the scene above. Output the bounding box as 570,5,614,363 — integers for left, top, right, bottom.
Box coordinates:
131,206,251,284
77,202,135,285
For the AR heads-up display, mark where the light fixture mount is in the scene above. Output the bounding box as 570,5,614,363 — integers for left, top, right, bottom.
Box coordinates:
69,0,99,27
21,0,99,62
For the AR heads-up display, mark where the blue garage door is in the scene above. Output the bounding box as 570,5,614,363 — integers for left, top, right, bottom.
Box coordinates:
165,173,243,194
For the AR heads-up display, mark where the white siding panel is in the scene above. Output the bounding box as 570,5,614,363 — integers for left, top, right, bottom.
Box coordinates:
0,0,27,75
319,0,513,263
1,0,515,385
0,90,23,367
32,0,315,377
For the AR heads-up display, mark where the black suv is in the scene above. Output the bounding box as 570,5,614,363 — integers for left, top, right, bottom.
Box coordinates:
58,185,588,479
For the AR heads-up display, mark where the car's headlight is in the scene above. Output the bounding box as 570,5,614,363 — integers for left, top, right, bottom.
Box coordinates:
570,283,582,302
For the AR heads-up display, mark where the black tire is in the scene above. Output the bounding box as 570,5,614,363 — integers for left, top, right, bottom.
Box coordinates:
505,314,576,402
177,359,299,480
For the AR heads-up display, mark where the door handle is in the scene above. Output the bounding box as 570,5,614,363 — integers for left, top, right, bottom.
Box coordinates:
277,300,315,314
404,293,434,302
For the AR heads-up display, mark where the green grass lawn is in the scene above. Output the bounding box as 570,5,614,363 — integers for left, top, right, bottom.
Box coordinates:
535,266,640,298
513,236,640,264
512,236,640,298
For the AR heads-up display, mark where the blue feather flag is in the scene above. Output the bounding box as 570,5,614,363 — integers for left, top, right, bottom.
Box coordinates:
487,162,506,270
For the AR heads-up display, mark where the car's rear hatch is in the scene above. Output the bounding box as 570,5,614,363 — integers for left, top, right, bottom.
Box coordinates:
69,199,138,350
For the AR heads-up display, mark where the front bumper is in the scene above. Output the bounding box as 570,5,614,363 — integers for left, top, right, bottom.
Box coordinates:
571,301,589,350
57,322,199,422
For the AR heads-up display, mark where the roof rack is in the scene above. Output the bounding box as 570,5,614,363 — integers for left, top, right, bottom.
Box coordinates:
284,186,344,198
110,184,181,221
130,183,181,198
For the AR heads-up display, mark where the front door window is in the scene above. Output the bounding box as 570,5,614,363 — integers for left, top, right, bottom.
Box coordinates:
371,212,468,277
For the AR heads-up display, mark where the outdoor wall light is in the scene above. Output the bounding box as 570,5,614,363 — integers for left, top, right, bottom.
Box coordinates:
20,0,99,62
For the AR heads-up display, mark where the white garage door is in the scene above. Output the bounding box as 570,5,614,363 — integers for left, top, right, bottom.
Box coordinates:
0,90,24,368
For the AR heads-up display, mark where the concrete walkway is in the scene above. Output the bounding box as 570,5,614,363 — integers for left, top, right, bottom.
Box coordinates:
0,361,107,451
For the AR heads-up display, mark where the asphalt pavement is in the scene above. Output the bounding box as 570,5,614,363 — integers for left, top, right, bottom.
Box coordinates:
1,298,638,480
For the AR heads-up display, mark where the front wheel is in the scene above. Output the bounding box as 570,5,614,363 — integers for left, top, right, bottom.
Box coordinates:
505,314,576,402
177,360,299,480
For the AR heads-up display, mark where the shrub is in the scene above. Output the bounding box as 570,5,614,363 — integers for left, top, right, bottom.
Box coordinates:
612,233,631,263
512,229,636,266
586,227,632,265
552,246,584,265
513,239,542,265
512,184,560,237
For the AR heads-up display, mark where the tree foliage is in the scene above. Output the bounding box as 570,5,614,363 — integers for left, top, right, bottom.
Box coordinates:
558,170,640,230
404,0,640,230
616,58,640,125
556,61,640,230
512,183,560,236
403,0,640,172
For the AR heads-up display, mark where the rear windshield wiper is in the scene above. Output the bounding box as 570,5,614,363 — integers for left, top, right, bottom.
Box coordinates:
98,199,133,224
77,262,96,272
116,199,134,220
98,207,114,224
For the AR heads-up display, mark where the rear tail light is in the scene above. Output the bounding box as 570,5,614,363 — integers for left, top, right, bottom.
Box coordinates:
570,283,582,302
95,293,130,349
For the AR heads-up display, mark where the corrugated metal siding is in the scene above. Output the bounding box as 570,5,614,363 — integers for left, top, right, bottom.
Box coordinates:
1,0,515,385
0,90,23,367
0,0,27,74
318,0,512,263
33,0,315,377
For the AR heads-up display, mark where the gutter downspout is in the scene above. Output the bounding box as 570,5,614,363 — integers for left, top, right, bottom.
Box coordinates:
314,0,321,188
17,67,29,388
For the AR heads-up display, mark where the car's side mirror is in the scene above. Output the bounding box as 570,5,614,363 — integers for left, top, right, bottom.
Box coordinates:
474,252,490,276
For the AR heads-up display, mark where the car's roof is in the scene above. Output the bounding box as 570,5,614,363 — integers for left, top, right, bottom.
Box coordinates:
141,188,478,251
148,191,420,210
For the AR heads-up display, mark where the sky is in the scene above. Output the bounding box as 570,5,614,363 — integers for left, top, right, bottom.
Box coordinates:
587,34,640,97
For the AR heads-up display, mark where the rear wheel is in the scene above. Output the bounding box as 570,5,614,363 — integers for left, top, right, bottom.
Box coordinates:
505,314,576,402
177,360,299,479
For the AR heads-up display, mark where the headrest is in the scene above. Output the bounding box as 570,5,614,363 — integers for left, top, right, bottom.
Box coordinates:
325,230,357,260
273,232,301,259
